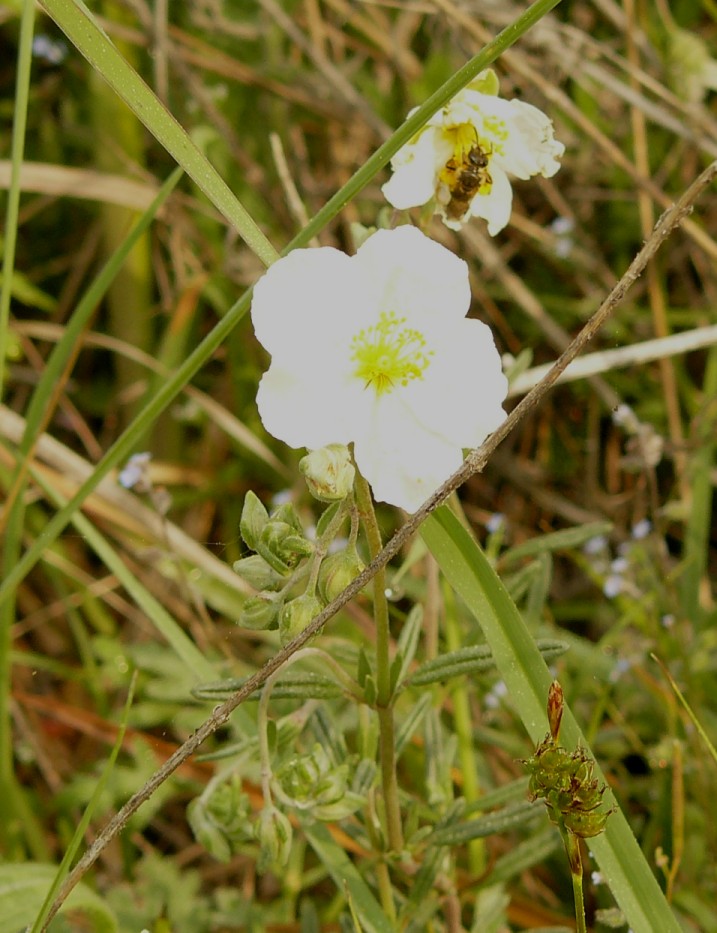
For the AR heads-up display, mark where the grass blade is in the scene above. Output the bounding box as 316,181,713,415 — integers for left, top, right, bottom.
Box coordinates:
420,505,681,933
40,0,278,267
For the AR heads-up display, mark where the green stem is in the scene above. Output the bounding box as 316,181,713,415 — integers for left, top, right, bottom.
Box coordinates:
353,471,404,852
0,0,37,855
561,824,587,933
375,860,397,922
443,581,485,875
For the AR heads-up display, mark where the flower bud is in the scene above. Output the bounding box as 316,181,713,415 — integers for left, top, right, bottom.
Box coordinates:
255,805,292,870
240,594,281,631
240,491,269,551
274,744,364,821
279,594,323,645
233,554,285,591
257,521,314,575
187,776,252,863
318,547,365,603
547,680,564,743
270,502,304,533
299,445,355,502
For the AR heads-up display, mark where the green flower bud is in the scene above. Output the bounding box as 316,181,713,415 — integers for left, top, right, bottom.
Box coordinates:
524,686,612,841
562,806,611,839
187,797,233,863
257,521,314,575
318,547,365,603
274,744,364,821
205,775,252,835
271,501,304,532
240,491,269,551
299,445,355,502
187,777,252,863
232,554,285,591
240,594,281,630
279,594,323,645
255,805,292,870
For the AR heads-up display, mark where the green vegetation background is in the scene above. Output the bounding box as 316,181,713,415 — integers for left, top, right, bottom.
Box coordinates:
1,0,716,930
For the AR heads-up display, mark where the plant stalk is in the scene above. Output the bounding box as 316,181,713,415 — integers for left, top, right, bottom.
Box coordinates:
354,471,404,853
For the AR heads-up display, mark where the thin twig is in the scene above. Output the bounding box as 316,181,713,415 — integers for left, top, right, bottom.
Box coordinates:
40,159,717,931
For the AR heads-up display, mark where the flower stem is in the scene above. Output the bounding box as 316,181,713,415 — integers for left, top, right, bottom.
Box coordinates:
560,822,587,933
354,470,404,852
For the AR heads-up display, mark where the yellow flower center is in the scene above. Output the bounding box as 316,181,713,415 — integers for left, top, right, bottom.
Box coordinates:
350,311,432,396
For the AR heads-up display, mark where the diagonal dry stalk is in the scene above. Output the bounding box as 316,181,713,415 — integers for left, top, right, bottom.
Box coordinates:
39,158,717,931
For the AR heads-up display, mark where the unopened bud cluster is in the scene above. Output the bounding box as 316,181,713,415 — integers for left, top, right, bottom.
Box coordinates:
274,743,365,821
187,775,252,863
233,447,364,640
523,682,613,839
233,492,316,633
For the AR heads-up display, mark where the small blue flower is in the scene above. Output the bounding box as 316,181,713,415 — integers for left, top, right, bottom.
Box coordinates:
486,512,506,533
603,575,624,599
583,534,608,556
118,452,151,490
631,519,651,540
32,35,68,65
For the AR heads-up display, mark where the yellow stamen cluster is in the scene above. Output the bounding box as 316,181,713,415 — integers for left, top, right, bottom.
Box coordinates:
350,311,432,396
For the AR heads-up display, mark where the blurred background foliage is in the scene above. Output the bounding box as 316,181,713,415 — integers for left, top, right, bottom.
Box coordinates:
1,0,717,930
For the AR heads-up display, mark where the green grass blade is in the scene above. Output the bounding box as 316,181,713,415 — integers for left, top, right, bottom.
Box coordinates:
28,465,216,683
678,347,717,623
0,0,39,854
302,821,395,933
420,505,681,933
0,0,36,401
28,674,138,933
39,0,278,268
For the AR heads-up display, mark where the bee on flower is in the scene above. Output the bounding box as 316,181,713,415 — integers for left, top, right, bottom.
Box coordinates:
382,69,565,235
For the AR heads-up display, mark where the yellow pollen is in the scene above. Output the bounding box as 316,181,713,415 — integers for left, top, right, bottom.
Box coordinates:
350,311,432,396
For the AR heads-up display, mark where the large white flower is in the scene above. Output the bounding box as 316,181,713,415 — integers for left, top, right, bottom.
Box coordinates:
251,225,508,512
382,70,565,235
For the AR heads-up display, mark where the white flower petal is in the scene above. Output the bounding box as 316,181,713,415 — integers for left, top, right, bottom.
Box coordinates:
382,128,443,209
257,364,353,450
495,100,564,179
469,167,513,235
355,225,470,323
251,247,362,355
403,318,508,445
353,397,464,511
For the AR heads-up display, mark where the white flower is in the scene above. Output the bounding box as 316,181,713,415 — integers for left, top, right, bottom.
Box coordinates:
382,70,564,235
251,225,508,512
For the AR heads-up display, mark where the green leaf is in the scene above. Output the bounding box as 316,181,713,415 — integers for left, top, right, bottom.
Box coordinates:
430,799,543,846
392,605,424,689
408,639,568,687
420,506,681,933
0,862,117,932
192,672,343,702
500,520,613,565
